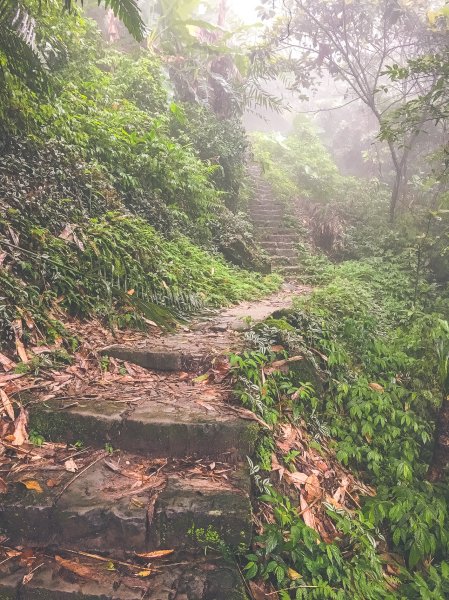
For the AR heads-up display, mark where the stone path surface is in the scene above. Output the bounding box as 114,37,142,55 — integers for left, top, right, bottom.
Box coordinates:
248,163,302,276
0,283,307,600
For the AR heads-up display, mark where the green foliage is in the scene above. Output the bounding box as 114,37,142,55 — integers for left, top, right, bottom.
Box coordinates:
170,103,247,212
232,254,449,598
0,9,279,348
1,210,279,346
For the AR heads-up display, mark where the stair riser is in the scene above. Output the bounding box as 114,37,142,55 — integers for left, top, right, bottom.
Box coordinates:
29,405,257,460
1,560,247,600
0,472,251,555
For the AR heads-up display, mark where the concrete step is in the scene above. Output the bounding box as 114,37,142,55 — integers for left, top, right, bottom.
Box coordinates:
0,554,246,599
265,233,299,243
260,240,297,248
262,247,298,258
270,256,298,265
99,345,209,372
0,452,251,554
29,389,257,459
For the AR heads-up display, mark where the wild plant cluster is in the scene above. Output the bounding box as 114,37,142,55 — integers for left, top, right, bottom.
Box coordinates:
232,257,449,599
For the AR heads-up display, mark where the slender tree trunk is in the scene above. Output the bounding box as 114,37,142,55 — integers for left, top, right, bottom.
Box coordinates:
428,395,449,482
390,168,402,223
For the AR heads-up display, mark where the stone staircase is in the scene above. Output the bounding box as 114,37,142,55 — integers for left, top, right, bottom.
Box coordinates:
248,164,301,276
0,288,304,600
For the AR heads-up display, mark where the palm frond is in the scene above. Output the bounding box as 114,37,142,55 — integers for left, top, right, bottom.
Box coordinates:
64,0,145,41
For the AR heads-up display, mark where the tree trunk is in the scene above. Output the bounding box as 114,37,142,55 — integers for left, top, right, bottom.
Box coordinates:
389,167,402,223
428,395,449,482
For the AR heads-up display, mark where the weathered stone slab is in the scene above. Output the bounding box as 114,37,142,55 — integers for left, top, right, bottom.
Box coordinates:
0,461,149,552
29,395,258,459
99,346,206,372
0,558,247,600
0,458,251,553
150,476,252,550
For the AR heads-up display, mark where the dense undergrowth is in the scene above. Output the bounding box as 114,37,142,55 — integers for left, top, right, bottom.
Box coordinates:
0,7,276,350
232,254,449,598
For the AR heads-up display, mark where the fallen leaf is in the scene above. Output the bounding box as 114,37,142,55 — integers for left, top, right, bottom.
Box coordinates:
305,474,321,501
0,352,15,372
0,477,7,493
22,572,35,585
271,344,285,353
0,389,15,420
137,569,152,577
64,458,78,473
299,494,319,535
249,581,267,600
271,453,285,481
369,382,384,393
285,470,308,489
12,319,28,363
46,478,61,488
12,408,28,446
55,555,99,581
192,373,209,383
288,567,302,580
21,480,43,493
135,549,174,559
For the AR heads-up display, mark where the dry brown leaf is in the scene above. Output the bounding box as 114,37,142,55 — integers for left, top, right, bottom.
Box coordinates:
0,389,15,420
22,572,35,585
333,476,350,504
299,494,319,535
0,477,7,493
369,382,384,393
135,549,174,559
271,453,285,481
64,458,78,473
21,480,43,493
0,352,16,372
271,344,285,353
46,478,61,488
55,555,99,581
0,373,25,386
12,408,28,446
12,319,28,363
276,423,298,453
285,470,308,489
305,473,321,501
249,581,268,600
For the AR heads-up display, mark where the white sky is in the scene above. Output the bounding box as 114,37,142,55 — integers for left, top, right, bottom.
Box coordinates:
227,0,260,23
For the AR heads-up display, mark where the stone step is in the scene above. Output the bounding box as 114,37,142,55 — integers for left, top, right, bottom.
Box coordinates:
262,247,298,258
250,210,283,216
0,554,246,599
265,233,299,243
259,240,297,256
0,452,251,554
99,345,208,372
29,388,257,459
270,256,298,265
